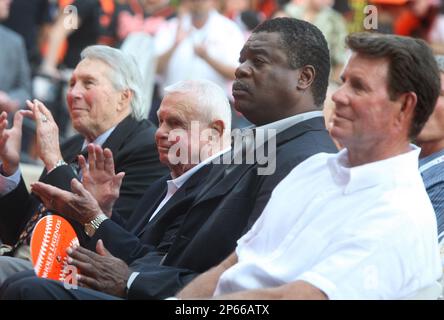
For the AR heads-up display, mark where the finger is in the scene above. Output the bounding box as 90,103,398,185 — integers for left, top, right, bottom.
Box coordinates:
20,110,34,119
0,113,7,132
77,273,100,290
94,145,105,171
34,99,55,122
103,148,115,174
31,181,55,198
96,239,111,257
31,181,68,199
70,178,90,198
78,155,88,175
12,110,23,132
114,172,125,190
25,99,35,112
31,99,43,127
68,246,97,263
87,143,96,172
67,258,95,276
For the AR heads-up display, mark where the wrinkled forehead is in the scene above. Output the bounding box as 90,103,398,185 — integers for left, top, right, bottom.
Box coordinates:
244,31,283,50
72,58,112,80
159,92,196,117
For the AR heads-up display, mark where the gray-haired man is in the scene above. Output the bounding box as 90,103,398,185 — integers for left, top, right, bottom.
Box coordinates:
0,45,167,284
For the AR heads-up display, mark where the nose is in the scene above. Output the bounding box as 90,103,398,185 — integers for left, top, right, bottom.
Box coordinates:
67,82,83,100
155,123,169,142
235,62,251,79
331,85,347,106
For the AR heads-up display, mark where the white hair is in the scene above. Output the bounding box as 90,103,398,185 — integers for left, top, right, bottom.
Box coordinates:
81,45,147,120
163,79,232,135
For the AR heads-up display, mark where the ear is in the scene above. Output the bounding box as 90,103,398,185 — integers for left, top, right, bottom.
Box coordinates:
296,65,316,90
210,119,225,138
396,91,417,128
118,89,132,112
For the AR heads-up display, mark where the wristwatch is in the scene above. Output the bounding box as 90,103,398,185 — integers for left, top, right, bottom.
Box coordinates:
50,159,68,173
84,213,109,237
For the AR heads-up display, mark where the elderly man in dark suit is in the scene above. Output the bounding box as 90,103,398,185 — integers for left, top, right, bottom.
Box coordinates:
0,45,167,284
0,18,338,300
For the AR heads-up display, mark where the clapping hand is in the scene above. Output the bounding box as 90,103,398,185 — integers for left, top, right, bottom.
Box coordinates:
0,111,24,176
25,99,63,172
79,144,125,217
31,178,103,225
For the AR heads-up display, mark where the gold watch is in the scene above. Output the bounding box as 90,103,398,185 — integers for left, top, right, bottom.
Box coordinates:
84,214,108,237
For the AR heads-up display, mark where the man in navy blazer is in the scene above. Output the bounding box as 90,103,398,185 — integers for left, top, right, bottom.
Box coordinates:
0,18,338,300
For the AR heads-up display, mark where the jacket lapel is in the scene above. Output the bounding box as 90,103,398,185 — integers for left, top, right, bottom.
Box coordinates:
144,165,212,227
101,115,142,152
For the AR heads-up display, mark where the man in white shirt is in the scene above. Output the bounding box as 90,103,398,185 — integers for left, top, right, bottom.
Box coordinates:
177,33,443,300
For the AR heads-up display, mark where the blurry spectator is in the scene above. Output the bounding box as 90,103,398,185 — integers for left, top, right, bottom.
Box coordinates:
347,0,368,33
41,0,99,75
155,0,245,127
0,0,31,114
116,0,176,43
220,0,263,40
285,0,348,82
416,55,444,243
155,0,244,96
2,0,53,73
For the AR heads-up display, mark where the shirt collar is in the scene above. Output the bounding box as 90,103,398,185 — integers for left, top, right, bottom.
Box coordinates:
81,126,116,151
327,145,421,194
419,148,444,166
168,147,231,189
256,111,323,134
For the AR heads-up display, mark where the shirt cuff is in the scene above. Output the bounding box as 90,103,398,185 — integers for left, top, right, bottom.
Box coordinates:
296,271,338,300
127,271,140,290
0,164,21,196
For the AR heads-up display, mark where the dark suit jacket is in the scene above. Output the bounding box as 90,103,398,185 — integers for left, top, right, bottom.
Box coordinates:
126,117,338,299
0,115,168,246
83,164,214,265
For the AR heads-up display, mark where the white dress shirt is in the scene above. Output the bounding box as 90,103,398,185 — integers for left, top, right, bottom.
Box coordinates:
214,146,442,299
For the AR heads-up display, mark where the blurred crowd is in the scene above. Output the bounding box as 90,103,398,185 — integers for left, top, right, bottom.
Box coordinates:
1,0,443,163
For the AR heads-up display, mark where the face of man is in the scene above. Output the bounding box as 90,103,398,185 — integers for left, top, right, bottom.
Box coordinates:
156,92,216,174
188,0,213,16
330,53,405,153
233,31,299,125
0,0,11,21
416,73,444,144
67,58,129,141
